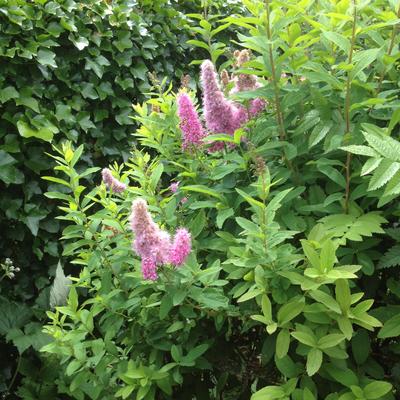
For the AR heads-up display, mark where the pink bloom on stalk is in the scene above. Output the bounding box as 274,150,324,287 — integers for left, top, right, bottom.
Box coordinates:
181,197,188,204
249,98,266,116
177,92,206,150
129,199,172,279
102,168,126,193
141,257,158,281
170,228,191,267
170,182,179,193
201,60,245,139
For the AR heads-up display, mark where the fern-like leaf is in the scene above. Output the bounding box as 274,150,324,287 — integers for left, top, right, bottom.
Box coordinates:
368,160,400,191
362,124,400,162
378,245,400,269
319,212,387,245
361,158,382,176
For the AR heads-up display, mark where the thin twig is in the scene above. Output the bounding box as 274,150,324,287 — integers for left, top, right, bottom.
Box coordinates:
344,0,357,214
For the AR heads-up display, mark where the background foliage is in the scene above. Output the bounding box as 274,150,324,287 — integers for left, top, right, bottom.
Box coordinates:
2,0,400,399
0,0,242,397
38,0,400,399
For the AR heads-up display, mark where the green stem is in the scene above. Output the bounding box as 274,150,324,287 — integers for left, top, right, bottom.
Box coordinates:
344,0,357,214
376,4,400,94
8,354,21,393
264,0,286,141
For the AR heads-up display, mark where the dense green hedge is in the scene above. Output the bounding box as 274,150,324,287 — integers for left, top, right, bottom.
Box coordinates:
0,0,243,396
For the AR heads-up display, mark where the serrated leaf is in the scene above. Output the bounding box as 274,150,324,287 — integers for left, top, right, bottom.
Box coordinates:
361,158,382,176
368,159,400,191
340,145,379,157
378,245,400,269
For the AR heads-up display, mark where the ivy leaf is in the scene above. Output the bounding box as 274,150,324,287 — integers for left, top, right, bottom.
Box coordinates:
0,86,19,103
37,49,57,68
17,119,54,142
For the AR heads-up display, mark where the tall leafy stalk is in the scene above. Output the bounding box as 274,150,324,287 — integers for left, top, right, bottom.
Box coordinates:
344,0,357,214
264,0,286,141
376,4,400,94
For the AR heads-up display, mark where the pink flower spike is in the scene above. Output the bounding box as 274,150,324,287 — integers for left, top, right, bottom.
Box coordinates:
102,168,126,193
170,228,191,267
177,92,206,150
129,199,172,267
201,60,246,136
170,182,179,193
141,257,158,281
181,197,188,204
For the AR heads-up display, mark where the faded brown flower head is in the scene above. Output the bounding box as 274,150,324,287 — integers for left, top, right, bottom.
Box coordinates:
220,69,231,87
181,74,190,89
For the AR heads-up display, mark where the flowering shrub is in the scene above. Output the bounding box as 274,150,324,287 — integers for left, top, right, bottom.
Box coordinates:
40,0,400,399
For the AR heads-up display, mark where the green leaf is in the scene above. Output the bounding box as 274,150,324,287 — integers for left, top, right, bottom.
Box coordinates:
261,294,273,322
368,159,400,191
0,86,19,103
325,364,359,387
216,208,234,229
186,344,209,361
306,348,322,376
291,331,317,347
323,31,350,54
277,297,305,326
309,290,341,313
37,49,57,68
378,314,400,339
237,288,263,303
251,385,286,400
17,120,54,142
150,163,164,191
171,345,182,362
276,329,290,359
320,240,336,271
335,279,352,313
340,145,379,157
181,185,224,200
363,381,392,399
317,334,345,349
350,48,379,79
378,245,400,269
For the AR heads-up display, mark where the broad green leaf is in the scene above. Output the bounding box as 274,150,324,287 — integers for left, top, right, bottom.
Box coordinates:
306,348,322,376
363,381,392,399
291,331,317,347
277,297,305,326
317,334,345,349
378,314,400,339
276,329,290,358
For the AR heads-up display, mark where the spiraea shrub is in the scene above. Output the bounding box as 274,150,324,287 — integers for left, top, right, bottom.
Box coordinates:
0,0,244,396
41,0,400,399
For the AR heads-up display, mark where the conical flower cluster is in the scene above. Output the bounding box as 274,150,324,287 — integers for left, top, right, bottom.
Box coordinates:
102,168,126,193
130,199,192,280
176,55,265,152
177,92,206,150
